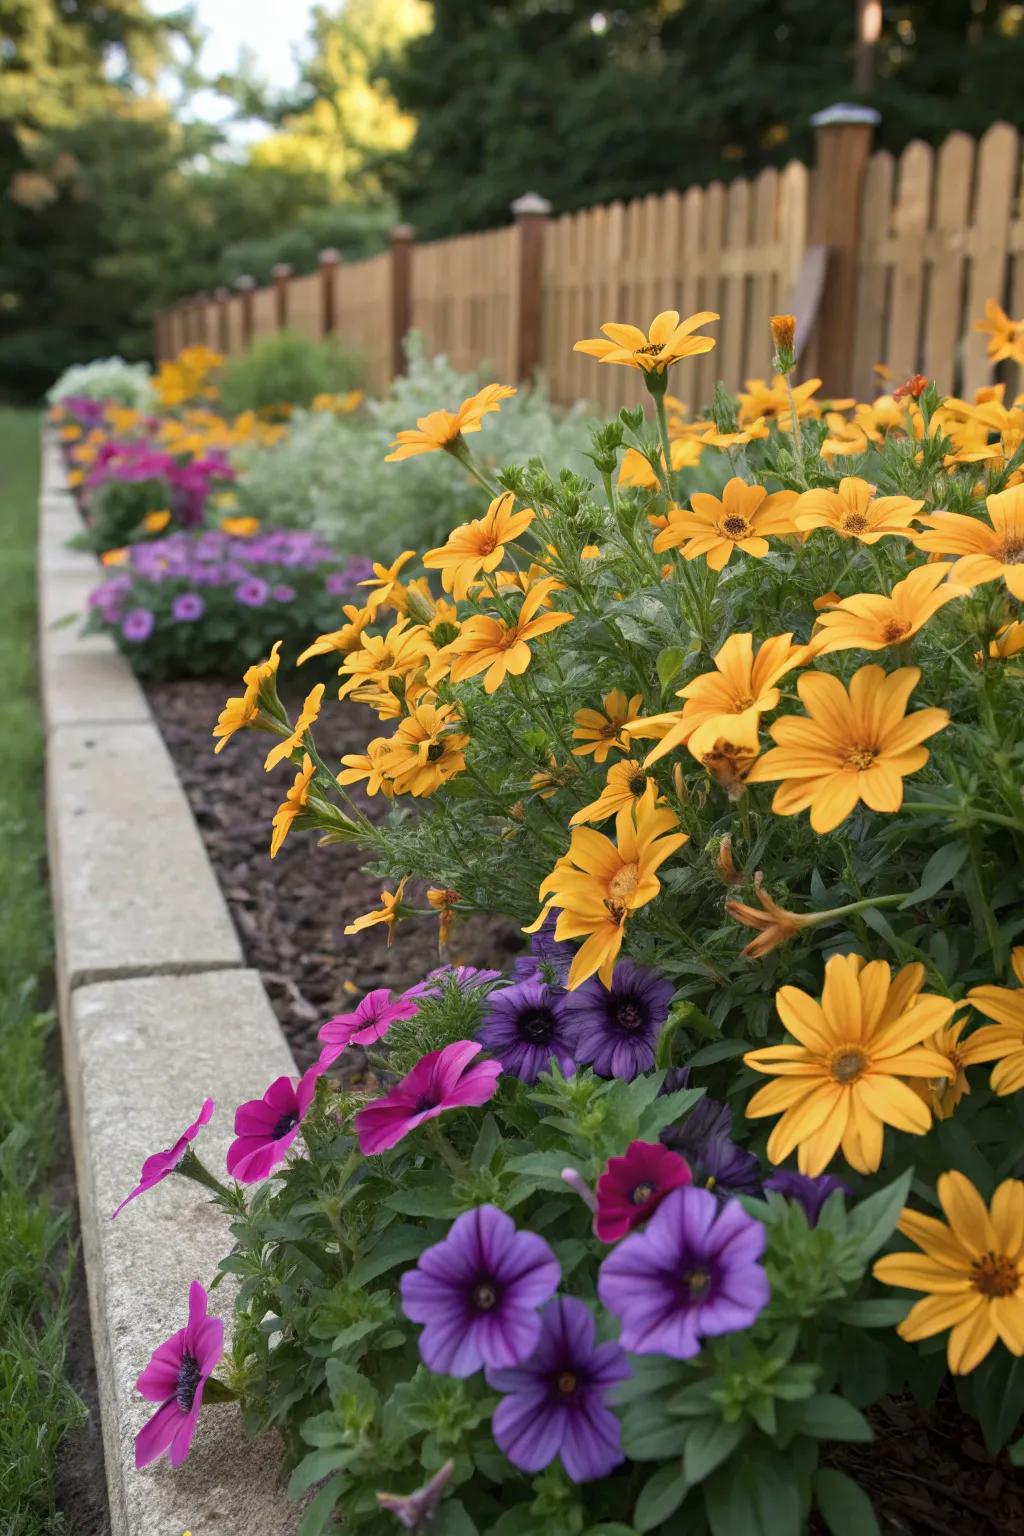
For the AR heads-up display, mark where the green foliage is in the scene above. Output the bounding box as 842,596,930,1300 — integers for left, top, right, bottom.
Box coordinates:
218,332,365,416
46,356,154,409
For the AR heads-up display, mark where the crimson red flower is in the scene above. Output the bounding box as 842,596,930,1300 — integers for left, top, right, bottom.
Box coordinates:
594,1139,692,1242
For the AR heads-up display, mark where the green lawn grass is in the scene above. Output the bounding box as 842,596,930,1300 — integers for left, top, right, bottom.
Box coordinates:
0,410,86,1533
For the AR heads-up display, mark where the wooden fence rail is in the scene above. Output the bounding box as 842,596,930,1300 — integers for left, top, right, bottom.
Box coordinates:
156,108,1024,407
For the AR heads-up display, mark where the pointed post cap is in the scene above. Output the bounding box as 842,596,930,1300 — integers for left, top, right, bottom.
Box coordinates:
511,192,552,218
810,103,881,128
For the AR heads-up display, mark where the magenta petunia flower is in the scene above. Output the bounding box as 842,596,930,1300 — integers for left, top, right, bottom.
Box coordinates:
317,988,419,1071
597,1186,769,1358
134,1280,224,1469
355,1041,501,1156
486,1296,629,1483
112,1098,215,1218
226,1069,318,1183
594,1139,692,1243
400,1205,560,1376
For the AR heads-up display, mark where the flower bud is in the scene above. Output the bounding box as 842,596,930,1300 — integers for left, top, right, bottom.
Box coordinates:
770,314,797,374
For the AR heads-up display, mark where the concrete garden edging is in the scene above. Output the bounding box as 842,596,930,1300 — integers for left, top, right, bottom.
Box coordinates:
37,432,301,1536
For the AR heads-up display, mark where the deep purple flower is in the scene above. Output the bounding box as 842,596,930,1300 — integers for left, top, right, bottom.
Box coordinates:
235,576,269,607
400,1205,560,1376
562,958,673,1081
512,912,575,987
317,988,419,1070
134,1280,224,1468
112,1098,214,1218
486,1296,629,1482
764,1170,849,1225
121,606,155,642
477,978,576,1084
598,1186,769,1358
661,1095,762,1198
171,592,205,622
226,1068,318,1182
271,584,296,603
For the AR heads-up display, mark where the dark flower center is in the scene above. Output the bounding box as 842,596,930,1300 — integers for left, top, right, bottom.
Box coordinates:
971,1251,1019,1298
518,1007,556,1043
628,773,648,796
472,1280,499,1312
414,1095,438,1114
631,1182,655,1205
556,1371,578,1395
271,1111,299,1140
722,515,751,538
615,999,645,1032
682,1267,712,1300
634,343,662,357
175,1352,201,1412
427,741,446,761
842,512,869,534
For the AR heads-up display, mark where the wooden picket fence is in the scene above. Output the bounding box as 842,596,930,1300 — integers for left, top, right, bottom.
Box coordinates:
157,114,1024,408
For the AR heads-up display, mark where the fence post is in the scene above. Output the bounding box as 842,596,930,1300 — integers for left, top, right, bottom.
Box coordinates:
236,275,256,349
319,248,340,336
195,294,209,346
214,287,230,354
809,103,880,396
389,224,415,379
272,263,292,330
511,192,552,383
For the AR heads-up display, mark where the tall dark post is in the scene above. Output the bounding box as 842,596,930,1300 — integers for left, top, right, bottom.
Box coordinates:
236,275,256,349
512,192,552,382
809,104,879,396
389,224,414,378
319,248,340,336
272,263,292,329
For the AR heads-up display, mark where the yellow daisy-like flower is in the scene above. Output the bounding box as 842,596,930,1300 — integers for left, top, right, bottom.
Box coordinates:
297,605,372,665
270,753,315,858
220,515,261,538
358,551,417,615
906,1012,1005,1119
652,478,799,570
794,477,923,543
618,437,705,489
264,683,324,772
697,416,771,449
571,689,644,763
745,665,948,833
914,486,1024,600
446,578,573,694
569,760,656,826
965,948,1024,1096
337,738,396,798
573,310,718,375
810,564,967,655
737,375,824,429
873,1171,1024,1374
142,509,172,534
338,618,436,701
385,384,516,461
101,548,129,567
744,954,955,1175
344,878,408,944
529,799,687,988
423,493,535,599
377,703,469,797
980,620,1024,662
212,641,282,754
972,298,1024,366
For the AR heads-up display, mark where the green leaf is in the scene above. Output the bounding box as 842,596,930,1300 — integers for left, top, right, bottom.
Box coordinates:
505,1150,575,1187
297,1473,345,1536
785,1395,873,1443
287,1448,349,1499
703,1465,764,1536
960,1350,1024,1453
634,1462,689,1531
848,1168,913,1263
348,1226,434,1288
683,1416,746,1485
656,645,686,692
686,1040,749,1067
832,1297,910,1327
471,1112,501,1170
384,1188,462,1219
814,1468,881,1535
1010,1436,1024,1467
433,1501,480,1535
898,841,969,909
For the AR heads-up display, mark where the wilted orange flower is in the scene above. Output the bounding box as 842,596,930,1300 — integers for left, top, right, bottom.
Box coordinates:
297,605,372,665
700,737,761,799
914,486,1024,600
726,872,818,959
714,833,743,885
423,493,535,599
447,578,572,694
810,564,966,655
652,478,798,569
385,384,516,460
794,477,923,543
572,688,644,763
569,760,655,826
344,879,409,944
427,887,461,948
265,683,325,771
965,948,1024,1096
573,310,718,374
769,314,796,354
892,373,928,403
972,298,1024,366
270,754,315,858
745,665,948,833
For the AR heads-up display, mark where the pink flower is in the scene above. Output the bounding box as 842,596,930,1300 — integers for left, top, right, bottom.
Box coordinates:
226,1069,318,1183
112,1098,215,1219
595,1140,692,1243
317,988,419,1071
134,1281,223,1469
355,1041,501,1156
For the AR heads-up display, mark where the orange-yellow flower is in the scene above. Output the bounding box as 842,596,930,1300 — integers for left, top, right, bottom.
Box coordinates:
745,665,948,833
337,739,396,798
529,800,687,987
652,478,799,570
297,605,372,665
972,298,1024,366
427,886,461,948
737,375,823,429
142,509,172,534
873,1171,1024,1374
220,515,260,537
447,578,572,694
344,879,409,945
212,641,282,754
359,551,417,614
794,477,923,543
423,493,535,599
810,564,967,655
101,548,129,567
376,703,468,797
264,683,324,771
573,310,718,374
569,760,656,826
385,384,516,460
906,1012,1005,1119
965,948,1024,1096
338,618,436,701
270,754,315,858
744,954,955,1174
618,438,704,488
914,486,1024,600
981,620,1024,661
572,689,644,763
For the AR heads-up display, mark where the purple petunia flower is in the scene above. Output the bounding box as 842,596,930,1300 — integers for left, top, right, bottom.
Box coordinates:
477,977,576,1084
271,584,296,603
112,1098,214,1218
486,1296,630,1483
171,592,205,622
317,988,419,1071
561,957,673,1081
598,1186,769,1358
511,912,575,987
764,1170,849,1225
661,1093,762,1198
121,606,155,642
400,1204,560,1376
235,576,269,607
134,1280,224,1469
226,1068,318,1183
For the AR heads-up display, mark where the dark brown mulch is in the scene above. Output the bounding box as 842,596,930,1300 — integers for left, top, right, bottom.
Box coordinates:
147,677,522,1068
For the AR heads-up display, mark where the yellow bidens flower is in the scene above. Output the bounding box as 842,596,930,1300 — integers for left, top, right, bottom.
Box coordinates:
571,689,644,763
423,493,535,599
264,683,324,772
873,1171,1024,1375
337,739,395,798
344,879,408,945
745,665,948,834
914,486,1024,600
972,298,1024,366
573,310,718,375
212,641,282,754
810,564,966,655
385,384,516,461
529,800,687,988
447,578,572,694
569,760,655,826
794,477,923,543
338,617,436,703
965,948,1024,1096
270,754,315,858
652,478,798,570
744,954,956,1175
